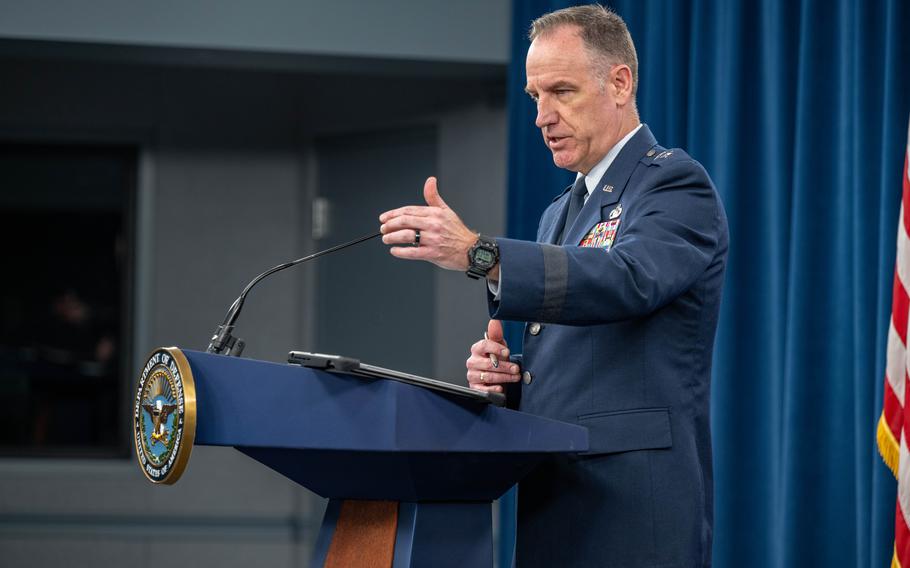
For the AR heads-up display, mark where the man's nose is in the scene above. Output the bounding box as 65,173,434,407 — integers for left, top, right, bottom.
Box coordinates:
535,99,557,129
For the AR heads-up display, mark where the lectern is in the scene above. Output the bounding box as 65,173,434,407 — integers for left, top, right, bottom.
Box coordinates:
136,349,588,567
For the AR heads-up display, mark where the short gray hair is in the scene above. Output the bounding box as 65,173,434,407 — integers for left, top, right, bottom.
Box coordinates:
529,4,639,96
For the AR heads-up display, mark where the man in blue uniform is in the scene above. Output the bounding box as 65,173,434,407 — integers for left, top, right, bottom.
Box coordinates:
380,5,727,566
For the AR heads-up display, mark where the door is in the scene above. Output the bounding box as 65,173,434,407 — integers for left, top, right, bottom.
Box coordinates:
313,127,437,376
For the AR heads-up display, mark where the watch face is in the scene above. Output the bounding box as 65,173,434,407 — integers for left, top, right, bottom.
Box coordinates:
474,248,495,267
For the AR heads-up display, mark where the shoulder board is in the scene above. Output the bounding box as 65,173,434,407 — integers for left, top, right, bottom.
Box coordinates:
641,146,690,167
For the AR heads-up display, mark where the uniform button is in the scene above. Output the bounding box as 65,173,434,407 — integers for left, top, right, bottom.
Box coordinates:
646,149,656,157
522,370,533,385
529,322,541,335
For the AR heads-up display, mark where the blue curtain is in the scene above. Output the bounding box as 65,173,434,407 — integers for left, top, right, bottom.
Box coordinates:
502,1,910,566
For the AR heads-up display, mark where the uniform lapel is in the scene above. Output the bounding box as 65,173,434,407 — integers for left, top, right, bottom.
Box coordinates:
541,185,573,244
563,125,658,246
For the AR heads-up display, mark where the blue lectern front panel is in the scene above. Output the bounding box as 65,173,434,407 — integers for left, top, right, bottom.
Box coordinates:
182,350,587,501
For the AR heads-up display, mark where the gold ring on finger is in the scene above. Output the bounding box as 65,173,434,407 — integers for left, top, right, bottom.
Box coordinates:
480,371,486,383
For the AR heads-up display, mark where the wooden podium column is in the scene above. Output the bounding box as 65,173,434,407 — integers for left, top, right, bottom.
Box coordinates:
323,500,398,568
312,499,493,568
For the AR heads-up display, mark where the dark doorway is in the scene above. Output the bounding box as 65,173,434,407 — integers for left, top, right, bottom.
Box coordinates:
0,142,135,457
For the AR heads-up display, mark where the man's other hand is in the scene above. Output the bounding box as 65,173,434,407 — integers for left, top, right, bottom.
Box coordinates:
379,177,478,271
466,319,520,394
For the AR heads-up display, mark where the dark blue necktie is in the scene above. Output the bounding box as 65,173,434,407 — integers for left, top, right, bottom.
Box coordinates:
560,176,587,244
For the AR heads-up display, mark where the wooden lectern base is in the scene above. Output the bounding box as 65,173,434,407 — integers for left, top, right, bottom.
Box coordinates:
325,500,398,568
312,499,493,568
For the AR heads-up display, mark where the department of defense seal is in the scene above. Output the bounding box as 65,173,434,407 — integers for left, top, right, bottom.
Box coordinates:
133,347,197,484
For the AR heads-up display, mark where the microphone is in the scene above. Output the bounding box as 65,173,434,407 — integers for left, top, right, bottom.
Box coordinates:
206,231,382,356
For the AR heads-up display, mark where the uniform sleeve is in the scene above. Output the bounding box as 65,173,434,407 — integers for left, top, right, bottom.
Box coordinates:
488,160,722,325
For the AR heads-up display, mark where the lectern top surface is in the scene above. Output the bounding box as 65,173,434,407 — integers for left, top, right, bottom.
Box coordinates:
287,350,506,407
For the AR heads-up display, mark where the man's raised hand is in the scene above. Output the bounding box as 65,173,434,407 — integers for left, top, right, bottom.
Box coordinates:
379,177,478,271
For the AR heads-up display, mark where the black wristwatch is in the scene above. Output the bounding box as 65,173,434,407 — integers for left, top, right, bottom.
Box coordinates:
466,234,500,280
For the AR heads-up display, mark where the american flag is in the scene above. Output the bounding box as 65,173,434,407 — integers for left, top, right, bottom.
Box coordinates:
879,118,910,567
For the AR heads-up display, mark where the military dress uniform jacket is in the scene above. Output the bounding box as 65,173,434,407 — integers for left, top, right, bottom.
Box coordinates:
489,125,728,568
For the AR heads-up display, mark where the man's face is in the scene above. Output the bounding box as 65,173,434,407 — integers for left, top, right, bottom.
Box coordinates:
525,25,627,174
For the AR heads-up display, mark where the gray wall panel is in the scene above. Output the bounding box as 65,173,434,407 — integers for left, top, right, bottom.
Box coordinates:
150,148,304,362
0,0,510,64
0,538,143,568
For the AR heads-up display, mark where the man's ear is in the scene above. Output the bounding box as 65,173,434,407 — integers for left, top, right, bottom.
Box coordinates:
610,64,634,104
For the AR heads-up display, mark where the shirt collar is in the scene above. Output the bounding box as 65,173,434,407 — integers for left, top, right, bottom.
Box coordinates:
575,123,644,197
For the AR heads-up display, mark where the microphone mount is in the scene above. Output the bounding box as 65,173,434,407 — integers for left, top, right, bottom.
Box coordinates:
206,231,382,356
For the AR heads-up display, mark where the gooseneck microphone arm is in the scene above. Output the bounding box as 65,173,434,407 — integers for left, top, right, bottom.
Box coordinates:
206,231,382,356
